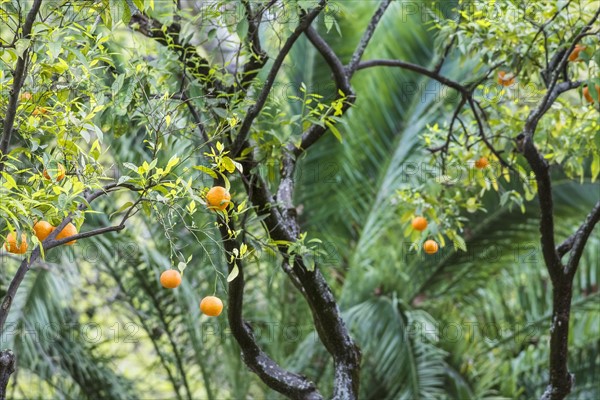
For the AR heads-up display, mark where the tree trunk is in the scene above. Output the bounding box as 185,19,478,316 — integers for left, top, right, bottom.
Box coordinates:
541,280,574,400
0,349,15,400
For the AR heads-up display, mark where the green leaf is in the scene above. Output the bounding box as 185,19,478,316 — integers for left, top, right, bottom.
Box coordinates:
177,261,187,274
591,152,600,183
222,156,235,173
109,201,133,218
227,264,239,282
326,121,343,143
236,19,248,39
193,165,217,178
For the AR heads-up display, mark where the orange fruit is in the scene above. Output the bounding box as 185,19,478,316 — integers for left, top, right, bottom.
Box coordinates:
43,163,66,181
4,232,28,254
583,85,599,103
55,222,77,245
160,270,182,289
200,296,223,317
475,157,489,169
423,239,439,254
19,92,32,101
497,71,515,87
411,217,428,232
568,45,586,62
206,186,231,211
33,221,55,241
32,107,48,116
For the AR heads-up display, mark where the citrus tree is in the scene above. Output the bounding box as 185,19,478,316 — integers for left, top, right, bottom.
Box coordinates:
0,1,599,399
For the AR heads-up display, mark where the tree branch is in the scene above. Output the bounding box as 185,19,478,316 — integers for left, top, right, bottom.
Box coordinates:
564,199,600,275
238,156,361,398
305,26,351,95
129,10,217,90
216,215,322,400
346,0,393,75
236,0,269,91
356,59,469,94
524,80,582,137
0,184,142,334
0,350,15,400
0,0,42,173
230,0,327,157
291,27,355,156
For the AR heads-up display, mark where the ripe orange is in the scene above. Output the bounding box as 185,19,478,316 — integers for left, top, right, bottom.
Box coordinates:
160,270,182,289
55,222,77,245
583,85,599,103
497,71,515,87
19,92,32,101
34,221,55,241
423,239,439,254
475,157,489,169
206,186,231,211
32,107,48,116
568,45,586,62
200,296,223,317
411,217,428,232
43,163,66,181
4,232,28,254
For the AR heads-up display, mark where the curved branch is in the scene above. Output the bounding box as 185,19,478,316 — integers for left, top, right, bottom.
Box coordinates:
216,217,322,400
239,156,361,398
564,199,600,275
346,0,393,75
356,59,469,94
230,0,327,157
524,81,582,136
0,0,43,173
0,184,143,333
305,27,351,95
292,27,355,156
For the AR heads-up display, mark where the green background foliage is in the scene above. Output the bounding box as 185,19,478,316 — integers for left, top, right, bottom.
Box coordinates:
0,0,598,398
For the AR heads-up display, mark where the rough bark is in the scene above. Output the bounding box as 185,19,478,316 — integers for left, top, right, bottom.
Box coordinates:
0,350,15,400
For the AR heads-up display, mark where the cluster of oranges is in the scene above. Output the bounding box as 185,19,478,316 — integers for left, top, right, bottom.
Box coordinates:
3,221,77,254
159,270,224,317
4,221,77,254
568,44,598,104
411,216,439,254
4,163,78,254
155,185,232,317
497,45,597,105
409,156,488,254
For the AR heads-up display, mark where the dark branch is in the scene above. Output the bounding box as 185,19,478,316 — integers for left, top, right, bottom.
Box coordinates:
0,184,142,333
291,27,355,156
524,81,582,136
346,0,393,75
0,0,42,173
305,26,351,95
230,0,327,157
565,200,600,275
236,0,269,91
237,155,361,398
129,11,216,89
216,214,322,400
356,59,469,94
